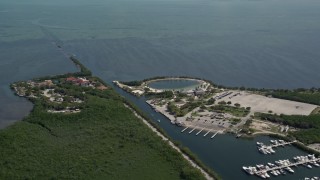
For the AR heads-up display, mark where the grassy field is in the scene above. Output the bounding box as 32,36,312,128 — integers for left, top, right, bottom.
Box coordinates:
210,105,249,117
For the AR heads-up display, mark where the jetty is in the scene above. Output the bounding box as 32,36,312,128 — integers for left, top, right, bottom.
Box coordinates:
243,154,320,179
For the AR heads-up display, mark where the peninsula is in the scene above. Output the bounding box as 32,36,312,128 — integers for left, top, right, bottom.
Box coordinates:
0,58,219,180
114,77,320,154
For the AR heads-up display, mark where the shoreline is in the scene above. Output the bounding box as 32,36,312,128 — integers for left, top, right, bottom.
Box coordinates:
115,76,320,158
5,57,222,180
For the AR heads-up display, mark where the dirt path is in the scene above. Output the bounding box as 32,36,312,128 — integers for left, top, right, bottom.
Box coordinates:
124,104,214,180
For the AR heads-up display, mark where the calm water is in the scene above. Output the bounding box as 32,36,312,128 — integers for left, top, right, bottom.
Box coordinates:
148,80,200,90
1,0,320,179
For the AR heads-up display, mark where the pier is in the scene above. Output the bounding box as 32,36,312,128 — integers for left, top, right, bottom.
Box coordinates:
257,139,297,154
189,127,196,134
243,154,320,179
211,131,219,139
203,130,211,137
181,126,188,133
196,129,204,136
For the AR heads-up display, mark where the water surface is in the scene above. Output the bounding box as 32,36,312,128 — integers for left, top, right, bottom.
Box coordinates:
1,0,320,178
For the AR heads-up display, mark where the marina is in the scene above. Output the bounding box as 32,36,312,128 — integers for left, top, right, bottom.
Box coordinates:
181,126,221,139
243,154,320,179
257,140,297,155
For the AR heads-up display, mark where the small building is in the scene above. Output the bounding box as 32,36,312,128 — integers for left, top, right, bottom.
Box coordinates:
97,85,108,90
66,77,90,87
37,80,54,87
194,89,206,96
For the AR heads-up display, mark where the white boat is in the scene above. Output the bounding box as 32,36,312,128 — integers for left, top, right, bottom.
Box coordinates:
269,148,275,153
270,170,278,176
311,161,320,167
267,163,275,167
303,163,312,169
242,166,255,175
285,167,294,173
257,142,264,146
265,172,270,178
257,173,266,179
157,119,161,122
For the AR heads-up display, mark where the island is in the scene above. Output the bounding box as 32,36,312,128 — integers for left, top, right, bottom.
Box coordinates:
0,58,220,180
114,77,320,155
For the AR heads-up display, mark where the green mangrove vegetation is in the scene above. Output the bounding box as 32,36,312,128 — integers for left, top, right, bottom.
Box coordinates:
256,113,320,144
0,58,217,180
266,88,320,106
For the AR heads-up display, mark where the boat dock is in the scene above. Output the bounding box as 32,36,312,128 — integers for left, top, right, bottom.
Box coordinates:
211,131,219,139
257,139,297,154
181,126,189,133
180,125,223,139
189,127,197,134
203,130,211,137
196,129,204,136
243,154,320,179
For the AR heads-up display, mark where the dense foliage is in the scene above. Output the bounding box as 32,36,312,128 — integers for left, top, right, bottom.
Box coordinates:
146,91,174,99
267,89,320,105
70,56,92,76
257,113,320,144
210,105,249,117
167,101,202,117
120,80,143,86
0,85,206,179
0,59,218,179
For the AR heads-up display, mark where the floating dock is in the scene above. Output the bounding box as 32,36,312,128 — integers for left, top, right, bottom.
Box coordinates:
257,139,297,154
243,154,320,179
